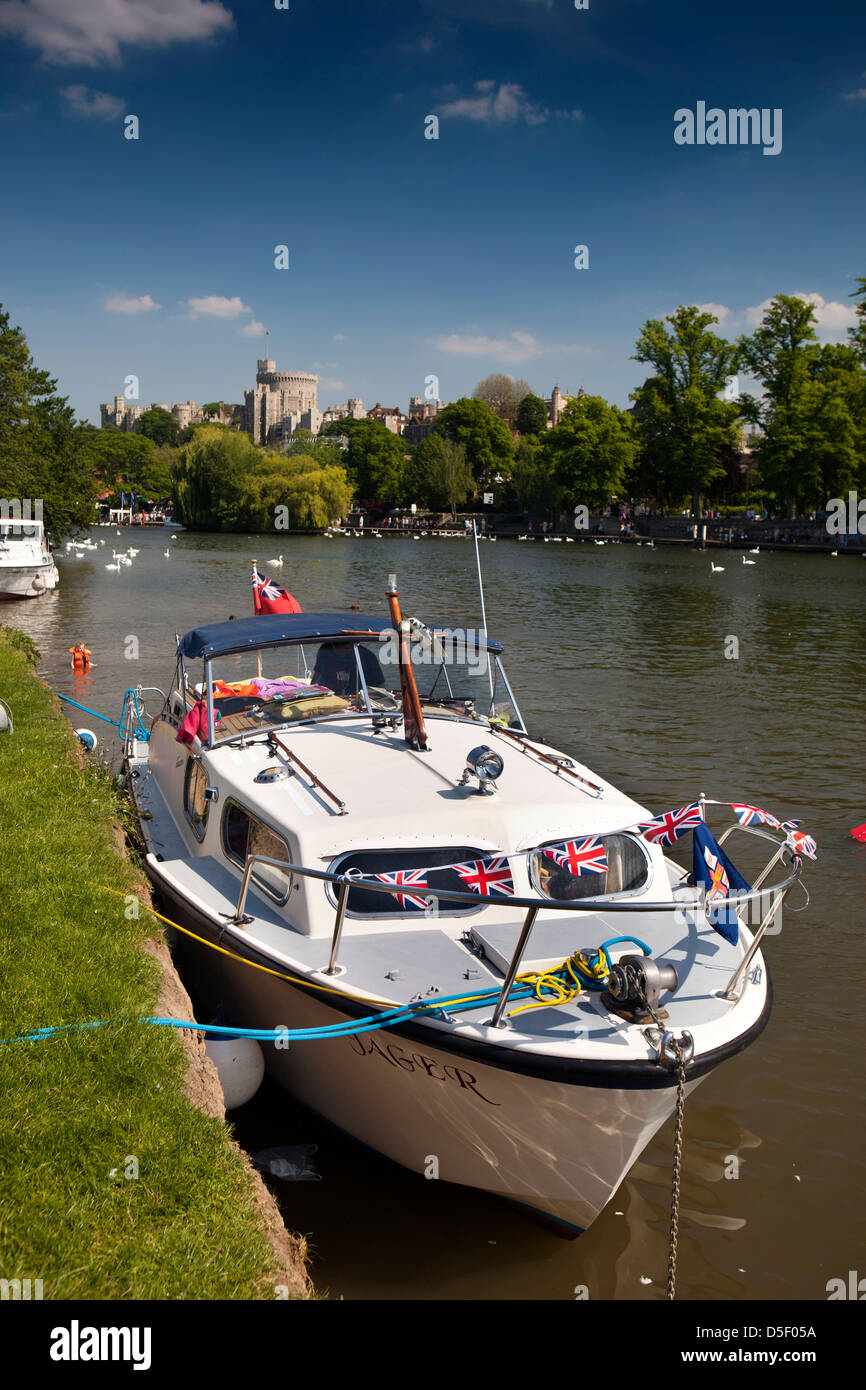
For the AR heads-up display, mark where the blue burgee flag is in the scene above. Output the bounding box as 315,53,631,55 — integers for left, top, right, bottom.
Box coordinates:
121,491,126,507
692,822,751,945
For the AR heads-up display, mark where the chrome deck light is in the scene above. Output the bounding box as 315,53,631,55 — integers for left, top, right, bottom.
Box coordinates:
461,744,504,794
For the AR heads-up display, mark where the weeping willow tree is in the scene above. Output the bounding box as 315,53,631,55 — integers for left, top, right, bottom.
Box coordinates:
172,426,351,530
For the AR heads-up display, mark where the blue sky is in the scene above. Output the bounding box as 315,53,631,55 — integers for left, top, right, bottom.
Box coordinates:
0,0,863,424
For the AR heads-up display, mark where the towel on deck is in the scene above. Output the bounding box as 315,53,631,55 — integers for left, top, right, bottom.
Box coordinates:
175,700,218,744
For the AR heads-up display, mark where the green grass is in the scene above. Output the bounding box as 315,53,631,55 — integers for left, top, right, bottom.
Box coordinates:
0,632,309,1299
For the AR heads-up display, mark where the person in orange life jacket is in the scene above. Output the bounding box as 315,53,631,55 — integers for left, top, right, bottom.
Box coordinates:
68,642,93,670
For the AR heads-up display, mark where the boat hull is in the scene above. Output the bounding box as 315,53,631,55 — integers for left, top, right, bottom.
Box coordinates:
0,562,59,599
155,876,720,1233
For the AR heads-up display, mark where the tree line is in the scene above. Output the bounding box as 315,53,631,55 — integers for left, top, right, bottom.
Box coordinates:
1,283,864,538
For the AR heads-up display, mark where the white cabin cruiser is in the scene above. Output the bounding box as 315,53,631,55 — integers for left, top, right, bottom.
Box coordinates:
0,518,59,599
125,581,807,1234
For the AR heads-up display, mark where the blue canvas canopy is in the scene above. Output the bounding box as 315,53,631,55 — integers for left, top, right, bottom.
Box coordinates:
177,613,503,661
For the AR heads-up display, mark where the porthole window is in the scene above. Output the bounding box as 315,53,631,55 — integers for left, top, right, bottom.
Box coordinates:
529,833,650,901
184,757,209,841
328,847,488,917
222,801,292,903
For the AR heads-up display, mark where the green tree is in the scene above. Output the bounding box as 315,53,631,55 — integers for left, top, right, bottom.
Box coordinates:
848,277,866,365
78,428,173,498
401,434,473,515
0,305,94,536
473,373,532,425
323,418,405,502
137,406,181,447
738,295,862,513
433,397,514,484
172,426,262,528
173,427,352,530
285,435,344,468
542,394,637,510
511,436,555,514
238,455,351,530
516,393,548,436
631,305,741,513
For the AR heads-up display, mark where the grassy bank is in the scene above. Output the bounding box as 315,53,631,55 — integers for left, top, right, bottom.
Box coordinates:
0,629,309,1299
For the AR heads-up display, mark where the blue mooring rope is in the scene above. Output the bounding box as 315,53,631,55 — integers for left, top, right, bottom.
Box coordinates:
56,689,149,741
0,938,652,1048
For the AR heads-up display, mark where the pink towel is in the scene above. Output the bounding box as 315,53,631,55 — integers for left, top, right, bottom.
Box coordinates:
176,700,212,745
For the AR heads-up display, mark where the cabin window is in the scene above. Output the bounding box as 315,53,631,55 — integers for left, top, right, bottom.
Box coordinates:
328,847,488,917
184,757,209,841
529,833,650,902
221,801,292,903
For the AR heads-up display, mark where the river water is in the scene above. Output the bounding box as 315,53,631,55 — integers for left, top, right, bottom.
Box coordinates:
10,525,865,1300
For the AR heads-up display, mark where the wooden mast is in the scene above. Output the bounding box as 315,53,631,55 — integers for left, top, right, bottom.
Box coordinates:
385,575,427,750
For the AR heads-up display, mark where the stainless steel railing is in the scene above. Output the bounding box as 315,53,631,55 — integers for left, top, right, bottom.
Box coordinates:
228,842,804,1025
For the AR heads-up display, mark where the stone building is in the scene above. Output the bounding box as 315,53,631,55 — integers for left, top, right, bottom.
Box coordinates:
367,403,408,435
244,358,319,445
321,398,365,428
546,384,581,427
100,396,144,432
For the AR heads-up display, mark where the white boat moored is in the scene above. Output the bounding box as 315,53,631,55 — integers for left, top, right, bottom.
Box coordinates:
124,582,808,1234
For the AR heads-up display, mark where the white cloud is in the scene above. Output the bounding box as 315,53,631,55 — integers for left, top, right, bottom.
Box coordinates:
842,72,866,100
239,319,265,337
438,81,580,127
104,292,161,314
695,302,731,324
187,295,250,320
61,85,125,120
332,333,347,342
320,378,346,392
431,330,583,364
0,0,234,66
744,292,856,335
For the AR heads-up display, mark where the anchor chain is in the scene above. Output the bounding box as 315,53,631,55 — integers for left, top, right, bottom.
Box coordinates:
637,982,688,1301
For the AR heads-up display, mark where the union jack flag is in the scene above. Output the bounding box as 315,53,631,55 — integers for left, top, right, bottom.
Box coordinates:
452,856,515,897
785,829,817,861
779,819,803,833
543,836,608,876
370,868,431,910
636,802,703,847
731,803,780,829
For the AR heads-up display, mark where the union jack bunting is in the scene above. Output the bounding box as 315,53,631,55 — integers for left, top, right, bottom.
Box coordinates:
636,802,703,847
543,836,608,876
785,829,817,861
452,856,515,897
779,819,803,833
731,803,780,829
370,868,431,910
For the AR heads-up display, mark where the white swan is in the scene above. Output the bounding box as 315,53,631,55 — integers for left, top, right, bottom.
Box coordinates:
268,554,284,566
710,561,725,572
742,556,756,565
163,549,171,558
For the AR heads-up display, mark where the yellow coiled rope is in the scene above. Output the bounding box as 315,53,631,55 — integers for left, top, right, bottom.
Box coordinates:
510,947,611,1016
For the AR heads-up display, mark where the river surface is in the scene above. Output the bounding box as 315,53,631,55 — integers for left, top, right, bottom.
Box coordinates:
10,525,865,1300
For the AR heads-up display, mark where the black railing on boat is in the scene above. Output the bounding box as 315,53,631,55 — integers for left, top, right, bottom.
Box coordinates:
228,844,804,1025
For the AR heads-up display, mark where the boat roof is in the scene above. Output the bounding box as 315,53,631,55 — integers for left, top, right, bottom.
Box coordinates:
178,612,503,661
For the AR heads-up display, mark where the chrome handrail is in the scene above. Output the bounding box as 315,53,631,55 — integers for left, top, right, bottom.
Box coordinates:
228,848,804,1023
